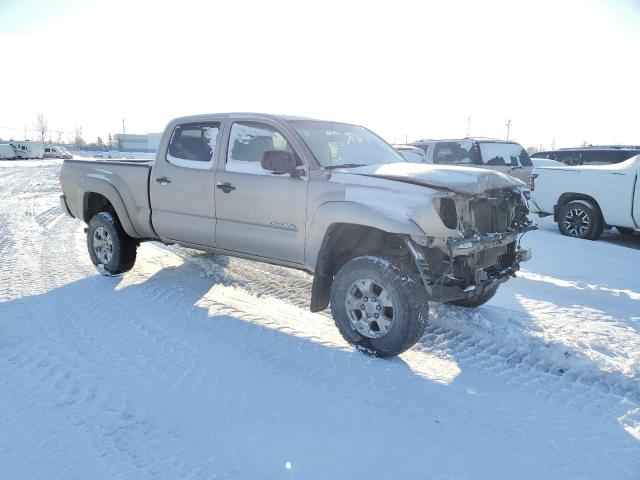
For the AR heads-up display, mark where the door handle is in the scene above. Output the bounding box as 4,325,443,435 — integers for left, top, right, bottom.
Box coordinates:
156,176,171,185
216,182,236,193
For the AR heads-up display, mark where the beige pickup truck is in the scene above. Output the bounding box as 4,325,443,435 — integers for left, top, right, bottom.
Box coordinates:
60,113,534,357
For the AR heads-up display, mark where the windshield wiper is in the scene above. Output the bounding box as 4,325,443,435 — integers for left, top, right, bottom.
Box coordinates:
324,163,366,170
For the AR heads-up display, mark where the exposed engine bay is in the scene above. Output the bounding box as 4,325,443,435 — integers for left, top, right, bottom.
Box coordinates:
407,187,536,302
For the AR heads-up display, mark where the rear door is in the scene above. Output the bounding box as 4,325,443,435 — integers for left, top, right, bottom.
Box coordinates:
214,121,308,263
150,122,221,247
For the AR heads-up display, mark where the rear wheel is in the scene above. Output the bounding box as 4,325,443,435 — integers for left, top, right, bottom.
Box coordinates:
448,288,497,308
558,200,603,240
330,256,429,357
87,212,138,275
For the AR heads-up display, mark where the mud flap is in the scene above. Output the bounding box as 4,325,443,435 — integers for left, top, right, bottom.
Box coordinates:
310,273,331,312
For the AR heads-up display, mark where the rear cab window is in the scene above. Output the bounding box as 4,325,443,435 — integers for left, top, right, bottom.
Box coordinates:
166,123,220,169
555,151,582,165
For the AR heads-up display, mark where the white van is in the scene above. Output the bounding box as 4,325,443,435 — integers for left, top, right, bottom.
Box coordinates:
44,145,73,159
0,144,16,159
10,141,45,159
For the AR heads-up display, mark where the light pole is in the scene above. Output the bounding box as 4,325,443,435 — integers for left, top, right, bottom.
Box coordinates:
505,119,512,140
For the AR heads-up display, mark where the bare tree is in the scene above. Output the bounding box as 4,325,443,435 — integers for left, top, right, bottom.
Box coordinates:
55,131,64,144
74,125,85,149
34,114,48,144
526,145,542,155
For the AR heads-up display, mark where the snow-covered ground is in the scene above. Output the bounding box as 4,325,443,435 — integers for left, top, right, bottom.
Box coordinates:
1,159,639,479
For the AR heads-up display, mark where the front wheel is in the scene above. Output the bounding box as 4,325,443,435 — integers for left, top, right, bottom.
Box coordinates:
558,200,603,240
87,212,138,275
330,256,429,357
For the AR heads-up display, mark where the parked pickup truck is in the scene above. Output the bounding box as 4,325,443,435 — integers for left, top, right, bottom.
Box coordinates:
529,154,640,239
60,113,534,357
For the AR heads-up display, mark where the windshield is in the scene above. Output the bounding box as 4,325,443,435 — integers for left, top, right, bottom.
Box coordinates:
290,120,404,167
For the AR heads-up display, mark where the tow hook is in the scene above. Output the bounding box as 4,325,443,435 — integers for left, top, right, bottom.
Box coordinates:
516,248,532,263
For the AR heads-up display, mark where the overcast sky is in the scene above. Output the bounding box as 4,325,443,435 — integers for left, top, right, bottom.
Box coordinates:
1,0,638,148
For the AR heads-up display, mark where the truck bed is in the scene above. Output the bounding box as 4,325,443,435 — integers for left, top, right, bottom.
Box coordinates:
61,158,156,238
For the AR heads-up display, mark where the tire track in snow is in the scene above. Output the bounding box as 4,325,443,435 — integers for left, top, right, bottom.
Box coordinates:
156,242,640,421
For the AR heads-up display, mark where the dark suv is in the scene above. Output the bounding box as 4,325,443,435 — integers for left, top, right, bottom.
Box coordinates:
531,146,640,166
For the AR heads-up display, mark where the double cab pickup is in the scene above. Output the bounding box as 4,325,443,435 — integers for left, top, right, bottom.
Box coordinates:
60,113,534,357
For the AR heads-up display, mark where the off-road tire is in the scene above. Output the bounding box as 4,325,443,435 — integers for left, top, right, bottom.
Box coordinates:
558,200,603,240
87,212,138,275
330,256,429,357
448,288,498,308
617,227,635,235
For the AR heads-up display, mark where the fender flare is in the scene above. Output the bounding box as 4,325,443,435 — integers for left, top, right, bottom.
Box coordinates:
306,201,425,312
305,201,425,269
81,176,140,238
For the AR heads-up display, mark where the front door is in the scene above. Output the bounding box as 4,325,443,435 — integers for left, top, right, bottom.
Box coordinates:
214,121,308,264
150,122,220,247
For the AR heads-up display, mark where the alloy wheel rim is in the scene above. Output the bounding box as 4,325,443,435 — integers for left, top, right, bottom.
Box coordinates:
345,278,394,339
93,226,113,264
564,207,590,237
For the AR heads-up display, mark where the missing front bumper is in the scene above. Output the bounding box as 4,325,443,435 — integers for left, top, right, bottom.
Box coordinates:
405,234,533,303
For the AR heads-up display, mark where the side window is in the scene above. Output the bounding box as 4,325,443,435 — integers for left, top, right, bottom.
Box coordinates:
226,122,298,175
166,123,219,169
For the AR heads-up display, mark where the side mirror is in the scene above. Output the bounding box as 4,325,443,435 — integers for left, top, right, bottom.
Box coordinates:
261,150,298,175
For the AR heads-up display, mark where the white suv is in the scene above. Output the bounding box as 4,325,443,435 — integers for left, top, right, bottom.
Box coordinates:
410,138,533,183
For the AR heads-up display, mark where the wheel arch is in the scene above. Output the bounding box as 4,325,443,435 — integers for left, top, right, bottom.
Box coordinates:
308,222,419,313
81,178,139,238
555,193,603,223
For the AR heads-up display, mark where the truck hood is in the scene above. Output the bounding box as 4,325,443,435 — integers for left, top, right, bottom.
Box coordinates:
336,162,525,195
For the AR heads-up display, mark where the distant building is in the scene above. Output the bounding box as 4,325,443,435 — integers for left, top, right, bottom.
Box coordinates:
115,133,162,152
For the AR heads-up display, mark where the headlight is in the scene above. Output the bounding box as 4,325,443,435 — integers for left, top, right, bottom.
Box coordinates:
432,196,458,229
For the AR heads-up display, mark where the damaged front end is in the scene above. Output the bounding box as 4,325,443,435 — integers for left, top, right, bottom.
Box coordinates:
406,187,536,302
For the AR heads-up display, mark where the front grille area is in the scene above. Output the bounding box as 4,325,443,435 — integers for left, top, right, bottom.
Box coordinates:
469,188,529,234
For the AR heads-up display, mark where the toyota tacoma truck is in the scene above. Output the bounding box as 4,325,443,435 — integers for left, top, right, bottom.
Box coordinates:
529,154,640,239
60,113,534,357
